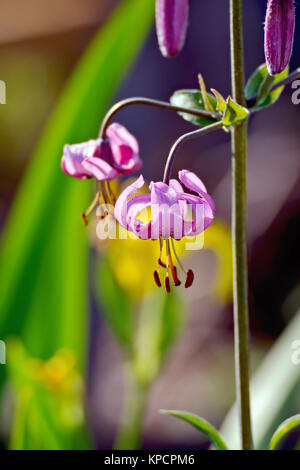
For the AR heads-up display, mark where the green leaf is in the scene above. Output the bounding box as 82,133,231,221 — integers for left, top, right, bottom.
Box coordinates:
170,89,220,127
245,63,289,110
134,289,183,385
211,89,226,113
96,256,133,352
0,0,154,365
160,410,228,450
198,74,215,113
222,96,249,128
269,415,300,450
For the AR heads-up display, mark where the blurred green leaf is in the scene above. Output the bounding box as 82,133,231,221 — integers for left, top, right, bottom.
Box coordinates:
222,97,249,128
134,289,183,385
245,64,288,110
160,410,228,450
170,89,220,127
269,414,300,450
6,340,88,450
220,310,300,450
96,256,133,352
0,0,154,366
0,0,154,450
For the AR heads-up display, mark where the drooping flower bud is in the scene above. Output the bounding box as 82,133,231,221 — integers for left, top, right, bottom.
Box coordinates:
264,0,295,75
155,0,189,58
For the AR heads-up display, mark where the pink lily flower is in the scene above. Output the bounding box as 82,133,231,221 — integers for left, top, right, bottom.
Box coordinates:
61,123,142,224
61,123,142,181
155,0,189,58
114,169,215,291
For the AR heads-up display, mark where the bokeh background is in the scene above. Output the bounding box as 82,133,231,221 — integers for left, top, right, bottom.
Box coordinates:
0,0,299,450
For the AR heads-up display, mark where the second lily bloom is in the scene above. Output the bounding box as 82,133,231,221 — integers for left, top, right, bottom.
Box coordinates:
61,123,142,224
265,0,295,75
114,170,215,290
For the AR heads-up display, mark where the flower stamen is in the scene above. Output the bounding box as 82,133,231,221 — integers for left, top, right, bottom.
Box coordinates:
185,269,194,289
82,190,100,226
165,275,171,293
170,238,194,288
106,181,116,204
154,270,162,287
164,239,171,293
167,240,181,286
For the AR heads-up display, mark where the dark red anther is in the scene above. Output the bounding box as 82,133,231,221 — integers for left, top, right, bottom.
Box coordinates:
171,266,181,287
154,270,162,288
81,213,88,226
158,258,166,268
185,269,194,288
164,275,171,293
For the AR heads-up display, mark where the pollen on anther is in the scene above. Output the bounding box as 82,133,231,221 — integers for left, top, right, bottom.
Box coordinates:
154,270,162,288
171,266,181,287
185,269,194,288
165,275,171,293
158,258,166,268
81,213,88,226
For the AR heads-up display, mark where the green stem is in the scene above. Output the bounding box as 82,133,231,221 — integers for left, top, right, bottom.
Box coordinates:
114,367,148,450
229,0,253,450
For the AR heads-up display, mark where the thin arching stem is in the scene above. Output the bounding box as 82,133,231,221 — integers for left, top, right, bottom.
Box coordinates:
162,122,223,184
99,97,220,138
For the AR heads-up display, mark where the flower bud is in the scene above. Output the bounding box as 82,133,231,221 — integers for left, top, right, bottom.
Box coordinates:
264,0,295,75
155,0,189,58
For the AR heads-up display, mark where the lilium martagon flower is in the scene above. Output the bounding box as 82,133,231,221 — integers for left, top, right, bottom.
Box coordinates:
114,169,215,292
61,123,142,225
155,0,189,58
264,0,295,75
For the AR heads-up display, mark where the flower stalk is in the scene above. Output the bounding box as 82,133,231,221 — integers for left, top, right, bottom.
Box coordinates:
99,97,220,138
163,122,223,184
230,0,253,450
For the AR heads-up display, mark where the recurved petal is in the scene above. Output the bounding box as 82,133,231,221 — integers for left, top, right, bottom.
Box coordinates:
114,175,145,229
82,157,119,181
61,142,98,179
179,169,215,221
178,169,207,193
126,193,152,239
106,123,142,175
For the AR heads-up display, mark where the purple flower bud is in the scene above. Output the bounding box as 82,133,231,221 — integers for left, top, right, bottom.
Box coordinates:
155,0,189,58
264,0,295,75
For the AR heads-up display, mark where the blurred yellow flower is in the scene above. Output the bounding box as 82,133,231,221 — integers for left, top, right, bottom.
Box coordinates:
202,220,233,302
105,219,232,302
6,340,85,446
